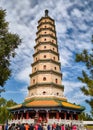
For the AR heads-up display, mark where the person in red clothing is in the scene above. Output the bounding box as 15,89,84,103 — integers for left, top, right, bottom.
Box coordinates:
61,124,65,130
24,123,29,130
52,123,56,130
72,124,77,130
34,124,39,130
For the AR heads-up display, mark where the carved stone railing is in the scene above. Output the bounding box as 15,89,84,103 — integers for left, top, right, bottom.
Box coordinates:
8,119,34,124
8,119,83,125
48,119,84,126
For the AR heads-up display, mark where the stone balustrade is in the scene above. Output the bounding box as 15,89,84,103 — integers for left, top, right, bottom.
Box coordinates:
48,119,83,125
8,119,83,126
8,119,34,124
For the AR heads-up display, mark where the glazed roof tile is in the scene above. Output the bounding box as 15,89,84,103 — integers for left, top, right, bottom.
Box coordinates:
8,97,84,111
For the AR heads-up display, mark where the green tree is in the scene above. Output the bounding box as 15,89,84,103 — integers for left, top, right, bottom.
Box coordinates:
0,97,17,124
0,9,21,93
79,112,93,120
76,35,93,115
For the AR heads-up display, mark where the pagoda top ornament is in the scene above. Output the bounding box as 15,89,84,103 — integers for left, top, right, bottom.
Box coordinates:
45,9,49,17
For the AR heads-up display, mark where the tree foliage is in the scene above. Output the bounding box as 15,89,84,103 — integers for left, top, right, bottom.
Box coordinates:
0,9,21,90
78,112,93,121
0,97,17,124
76,35,93,115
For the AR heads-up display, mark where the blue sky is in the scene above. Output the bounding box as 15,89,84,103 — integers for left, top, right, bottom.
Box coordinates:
0,0,93,114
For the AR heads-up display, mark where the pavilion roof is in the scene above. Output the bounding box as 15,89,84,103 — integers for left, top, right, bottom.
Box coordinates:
8,96,85,111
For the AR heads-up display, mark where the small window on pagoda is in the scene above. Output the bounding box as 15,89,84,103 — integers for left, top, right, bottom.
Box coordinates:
44,46,46,49
55,78,58,83
43,65,46,70
44,55,46,58
45,26,46,28
52,40,54,43
53,48,55,51
34,67,36,71
53,57,55,60
57,92,59,96
54,67,56,70
43,77,46,81
36,58,37,61
31,93,34,96
44,38,46,41
43,91,46,95
33,79,35,83
45,32,46,34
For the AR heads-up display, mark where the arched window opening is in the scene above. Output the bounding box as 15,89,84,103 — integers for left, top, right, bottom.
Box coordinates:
55,78,58,83
43,77,46,81
52,40,54,43
31,93,34,96
43,65,46,70
44,46,46,49
53,57,55,60
54,67,56,70
34,67,36,71
44,55,46,58
44,38,46,41
43,91,46,95
33,79,35,83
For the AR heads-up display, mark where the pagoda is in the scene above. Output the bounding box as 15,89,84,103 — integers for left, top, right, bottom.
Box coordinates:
8,10,84,125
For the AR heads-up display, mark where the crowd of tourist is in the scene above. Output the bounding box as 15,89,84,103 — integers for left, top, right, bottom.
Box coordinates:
4,122,84,130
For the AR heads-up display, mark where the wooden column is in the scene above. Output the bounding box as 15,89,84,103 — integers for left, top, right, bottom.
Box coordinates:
36,111,39,118
21,112,23,119
56,111,59,119
64,112,66,119
17,113,19,119
76,114,78,120
46,111,49,119
26,111,29,119
70,113,73,120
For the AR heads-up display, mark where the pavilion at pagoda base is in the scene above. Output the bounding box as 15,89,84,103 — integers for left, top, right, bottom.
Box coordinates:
8,96,84,125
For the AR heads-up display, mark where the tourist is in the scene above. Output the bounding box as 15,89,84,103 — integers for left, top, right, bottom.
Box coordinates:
4,123,8,130
47,124,50,130
72,124,77,130
34,124,38,130
38,124,43,130
61,124,65,130
43,123,47,130
52,123,56,130
24,123,29,130
29,124,34,130
0,125,2,130
55,123,61,130
20,123,25,130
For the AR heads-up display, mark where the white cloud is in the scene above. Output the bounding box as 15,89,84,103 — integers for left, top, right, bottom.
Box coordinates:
72,8,82,18
20,85,28,96
63,81,83,94
15,67,31,84
63,81,88,104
